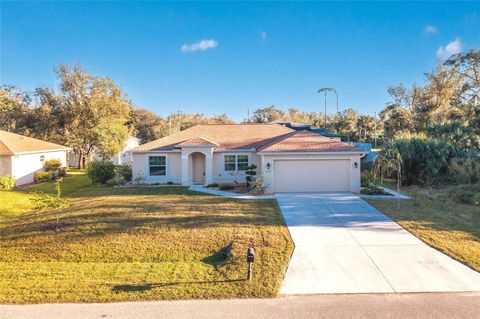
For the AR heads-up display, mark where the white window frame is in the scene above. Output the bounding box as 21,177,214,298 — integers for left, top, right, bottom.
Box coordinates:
147,155,167,177
222,154,250,173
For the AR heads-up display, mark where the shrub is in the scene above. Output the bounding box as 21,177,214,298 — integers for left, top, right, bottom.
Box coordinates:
87,161,116,184
34,171,53,183
166,181,175,185
133,172,146,184
250,176,266,195
361,182,388,195
245,164,257,189
58,167,67,177
44,159,63,171
206,183,219,188
106,179,116,187
447,184,480,205
0,175,16,190
219,184,235,191
449,156,480,184
376,138,467,186
115,165,132,182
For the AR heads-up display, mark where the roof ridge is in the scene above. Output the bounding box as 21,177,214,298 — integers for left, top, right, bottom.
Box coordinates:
257,130,300,151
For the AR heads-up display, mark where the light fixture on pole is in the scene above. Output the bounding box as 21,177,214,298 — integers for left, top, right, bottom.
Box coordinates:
317,87,338,127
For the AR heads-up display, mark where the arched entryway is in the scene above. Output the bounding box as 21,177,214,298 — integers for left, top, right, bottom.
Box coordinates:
189,152,206,184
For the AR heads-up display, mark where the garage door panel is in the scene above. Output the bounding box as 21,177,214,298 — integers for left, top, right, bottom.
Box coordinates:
273,160,350,192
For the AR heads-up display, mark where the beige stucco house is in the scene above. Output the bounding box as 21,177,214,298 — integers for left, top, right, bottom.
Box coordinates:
0,130,70,186
131,124,365,194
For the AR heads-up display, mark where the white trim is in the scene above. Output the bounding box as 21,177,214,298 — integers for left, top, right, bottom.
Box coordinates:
0,148,71,156
214,148,256,152
146,154,168,178
131,150,181,154
221,153,251,174
257,151,367,155
174,144,216,148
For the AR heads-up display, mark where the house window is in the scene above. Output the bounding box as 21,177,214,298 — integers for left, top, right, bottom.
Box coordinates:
40,155,45,162
149,156,166,176
237,155,249,171
224,154,249,172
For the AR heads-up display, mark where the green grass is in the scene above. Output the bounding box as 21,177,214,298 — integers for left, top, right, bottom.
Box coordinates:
365,185,480,272
0,172,293,303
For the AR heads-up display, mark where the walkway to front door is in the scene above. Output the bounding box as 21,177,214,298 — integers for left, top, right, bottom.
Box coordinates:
277,192,480,294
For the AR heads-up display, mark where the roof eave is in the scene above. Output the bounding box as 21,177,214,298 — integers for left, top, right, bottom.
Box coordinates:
256,151,367,155
2,148,72,155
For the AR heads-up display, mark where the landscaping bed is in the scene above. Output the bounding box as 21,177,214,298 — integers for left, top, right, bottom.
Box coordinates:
205,183,267,196
0,171,293,303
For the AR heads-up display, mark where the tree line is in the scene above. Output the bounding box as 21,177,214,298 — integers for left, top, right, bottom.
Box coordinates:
1,50,478,167
0,65,233,168
246,50,479,151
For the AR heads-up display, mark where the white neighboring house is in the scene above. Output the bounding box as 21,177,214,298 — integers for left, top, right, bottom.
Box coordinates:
111,136,141,165
67,136,141,167
0,130,70,186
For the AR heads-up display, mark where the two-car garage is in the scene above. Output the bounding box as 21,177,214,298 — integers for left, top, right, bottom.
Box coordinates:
272,159,351,193
260,153,363,194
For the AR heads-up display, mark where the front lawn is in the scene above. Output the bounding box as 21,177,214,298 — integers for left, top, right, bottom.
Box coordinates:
365,185,480,272
0,172,293,303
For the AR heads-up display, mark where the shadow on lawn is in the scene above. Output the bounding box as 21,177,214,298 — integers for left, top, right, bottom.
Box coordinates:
112,279,246,292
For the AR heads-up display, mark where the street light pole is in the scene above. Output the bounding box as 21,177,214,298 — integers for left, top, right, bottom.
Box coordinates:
335,91,339,114
317,87,338,128
323,91,327,127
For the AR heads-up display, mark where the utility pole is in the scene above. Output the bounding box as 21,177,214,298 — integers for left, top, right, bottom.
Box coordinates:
374,111,378,149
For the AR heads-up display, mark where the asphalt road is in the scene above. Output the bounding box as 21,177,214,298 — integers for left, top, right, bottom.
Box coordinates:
1,293,479,319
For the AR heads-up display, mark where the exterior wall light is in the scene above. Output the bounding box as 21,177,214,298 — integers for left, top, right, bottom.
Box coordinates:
266,163,271,170
354,162,359,169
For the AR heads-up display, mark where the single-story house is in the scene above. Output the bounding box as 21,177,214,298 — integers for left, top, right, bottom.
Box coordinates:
67,136,141,167
0,130,70,186
131,124,365,193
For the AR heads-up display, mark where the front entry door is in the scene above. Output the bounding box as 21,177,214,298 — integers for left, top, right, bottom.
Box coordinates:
192,153,206,184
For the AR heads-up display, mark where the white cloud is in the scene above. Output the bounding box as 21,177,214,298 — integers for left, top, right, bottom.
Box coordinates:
436,37,462,61
424,25,437,34
260,31,267,40
181,39,218,53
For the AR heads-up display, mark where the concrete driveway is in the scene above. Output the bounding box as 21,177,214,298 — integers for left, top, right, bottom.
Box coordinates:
277,192,480,295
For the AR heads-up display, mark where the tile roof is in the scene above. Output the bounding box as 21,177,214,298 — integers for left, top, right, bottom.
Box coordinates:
258,130,360,153
133,124,294,151
0,130,70,154
175,137,219,147
132,124,361,153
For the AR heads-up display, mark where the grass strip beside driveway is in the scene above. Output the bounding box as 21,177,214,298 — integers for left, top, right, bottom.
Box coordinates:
365,185,480,273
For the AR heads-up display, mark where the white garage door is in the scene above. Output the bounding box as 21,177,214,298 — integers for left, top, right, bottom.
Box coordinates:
273,159,350,193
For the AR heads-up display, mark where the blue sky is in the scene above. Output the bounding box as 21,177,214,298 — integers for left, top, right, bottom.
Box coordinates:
1,2,479,121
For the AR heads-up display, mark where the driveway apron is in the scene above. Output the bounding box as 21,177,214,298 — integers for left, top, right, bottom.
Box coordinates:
277,192,480,295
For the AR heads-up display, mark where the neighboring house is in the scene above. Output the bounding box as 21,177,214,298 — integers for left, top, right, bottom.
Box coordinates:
130,124,365,193
271,120,343,141
347,142,377,162
67,136,141,167
0,130,70,186
111,136,141,165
